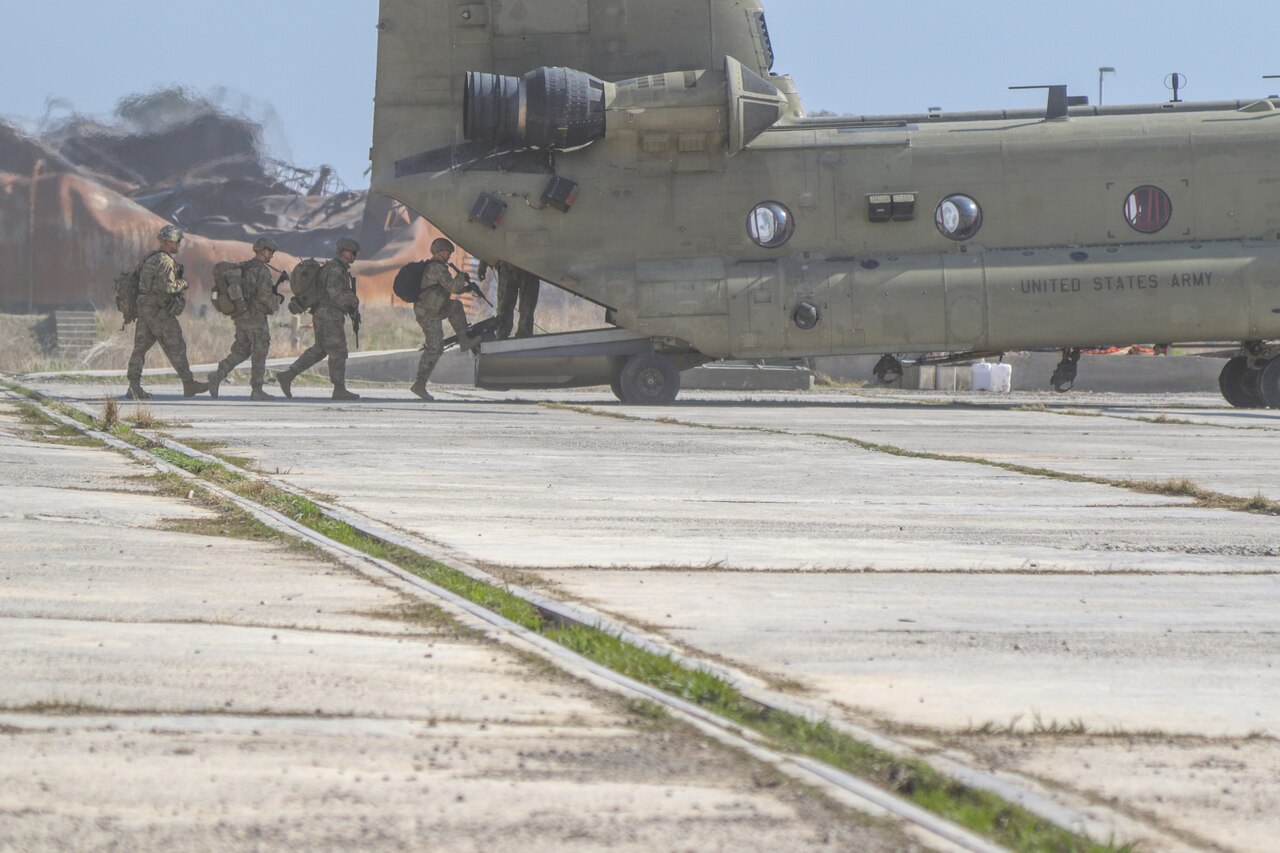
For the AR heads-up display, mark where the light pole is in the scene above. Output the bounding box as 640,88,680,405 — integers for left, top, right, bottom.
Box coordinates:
1098,67,1116,106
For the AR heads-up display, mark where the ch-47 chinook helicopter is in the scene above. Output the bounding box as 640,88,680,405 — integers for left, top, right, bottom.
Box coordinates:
371,0,1280,406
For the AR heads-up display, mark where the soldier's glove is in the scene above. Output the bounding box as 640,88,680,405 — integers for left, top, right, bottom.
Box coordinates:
288,296,306,316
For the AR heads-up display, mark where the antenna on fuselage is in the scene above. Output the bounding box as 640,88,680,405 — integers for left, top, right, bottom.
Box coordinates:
1164,73,1187,104
1010,85,1089,121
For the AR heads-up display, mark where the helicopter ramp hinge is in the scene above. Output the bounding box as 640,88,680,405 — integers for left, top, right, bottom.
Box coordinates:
1010,85,1088,121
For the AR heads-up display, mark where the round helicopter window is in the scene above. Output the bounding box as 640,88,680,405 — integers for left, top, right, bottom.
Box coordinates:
1124,186,1172,234
748,202,795,249
936,194,983,241
793,302,820,331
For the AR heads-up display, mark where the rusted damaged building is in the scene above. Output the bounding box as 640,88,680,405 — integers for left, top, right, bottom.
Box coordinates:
0,90,458,313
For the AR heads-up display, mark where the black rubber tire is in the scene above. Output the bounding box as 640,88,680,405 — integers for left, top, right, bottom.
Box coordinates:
1220,357,1266,409
1258,358,1280,409
610,377,626,402
618,353,681,405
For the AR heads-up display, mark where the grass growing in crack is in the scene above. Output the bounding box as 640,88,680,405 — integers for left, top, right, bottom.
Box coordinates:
625,699,671,724
1131,413,1195,426
99,396,119,430
10,402,103,448
157,499,294,547
151,446,248,484
126,404,166,429
179,438,257,471
363,602,480,637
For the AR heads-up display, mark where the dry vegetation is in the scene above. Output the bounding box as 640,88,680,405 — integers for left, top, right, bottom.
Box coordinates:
0,297,606,375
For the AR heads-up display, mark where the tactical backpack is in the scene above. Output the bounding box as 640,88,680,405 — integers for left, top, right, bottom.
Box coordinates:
211,261,247,316
393,260,429,304
113,270,140,325
289,259,325,311
112,250,162,325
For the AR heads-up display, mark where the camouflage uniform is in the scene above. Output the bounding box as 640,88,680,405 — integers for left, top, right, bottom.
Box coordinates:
415,260,472,386
495,261,541,340
280,256,360,392
128,250,196,385
212,260,279,393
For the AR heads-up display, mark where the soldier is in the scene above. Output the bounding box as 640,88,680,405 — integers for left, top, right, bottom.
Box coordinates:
125,226,209,401
208,237,282,401
409,238,482,402
494,260,541,340
275,238,363,401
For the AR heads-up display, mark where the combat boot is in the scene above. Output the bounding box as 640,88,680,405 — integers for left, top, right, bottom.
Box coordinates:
207,370,223,399
124,381,152,401
458,330,483,353
409,381,434,402
250,387,274,402
332,385,361,401
276,371,294,399
183,379,210,398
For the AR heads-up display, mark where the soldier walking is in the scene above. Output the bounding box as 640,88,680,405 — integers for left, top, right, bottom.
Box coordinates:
276,238,363,401
495,260,541,340
125,225,209,401
410,238,482,402
208,237,282,401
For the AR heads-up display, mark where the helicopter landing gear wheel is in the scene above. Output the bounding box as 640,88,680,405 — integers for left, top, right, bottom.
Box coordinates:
1258,358,1280,409
873,355,904,386
610,376,626,402
1219,357,1266,409
617,353,681,405
1051,348,1082,394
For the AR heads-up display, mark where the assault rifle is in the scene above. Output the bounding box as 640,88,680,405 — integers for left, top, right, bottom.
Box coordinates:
351,275,362,350
449,262,495,308
269,267,290,307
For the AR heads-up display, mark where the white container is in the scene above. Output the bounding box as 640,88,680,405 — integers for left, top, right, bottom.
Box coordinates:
990,363,1013,393
970,362,994,391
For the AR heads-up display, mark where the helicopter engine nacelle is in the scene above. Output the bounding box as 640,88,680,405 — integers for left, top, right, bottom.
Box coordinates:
465,67,609,151
464,57,787,155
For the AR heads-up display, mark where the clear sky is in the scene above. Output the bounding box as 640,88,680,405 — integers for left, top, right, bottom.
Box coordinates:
3,0,1274,185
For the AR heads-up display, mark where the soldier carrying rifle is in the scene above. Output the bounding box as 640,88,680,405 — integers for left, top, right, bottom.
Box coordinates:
409,238,484,402
123,225,210,401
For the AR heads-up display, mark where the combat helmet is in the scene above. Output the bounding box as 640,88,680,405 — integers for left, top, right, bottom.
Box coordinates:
253,236,280,253
336,237,361,255
158,225,184,244
430,237,455,255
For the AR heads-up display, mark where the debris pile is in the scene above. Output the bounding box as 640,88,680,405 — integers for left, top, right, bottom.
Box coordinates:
0,88,456,313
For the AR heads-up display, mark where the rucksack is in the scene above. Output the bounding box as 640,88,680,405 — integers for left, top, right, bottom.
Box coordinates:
211,261,248,316
289,259,325,309
113,270,140,324
112,250,161,324
393,260,429,304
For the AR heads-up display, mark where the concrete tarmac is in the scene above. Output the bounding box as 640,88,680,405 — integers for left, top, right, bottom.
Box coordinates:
0,399,903,852
20,380,1280,851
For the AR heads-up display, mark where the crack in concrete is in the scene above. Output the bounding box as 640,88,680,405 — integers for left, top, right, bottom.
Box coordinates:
548,403,1280,520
